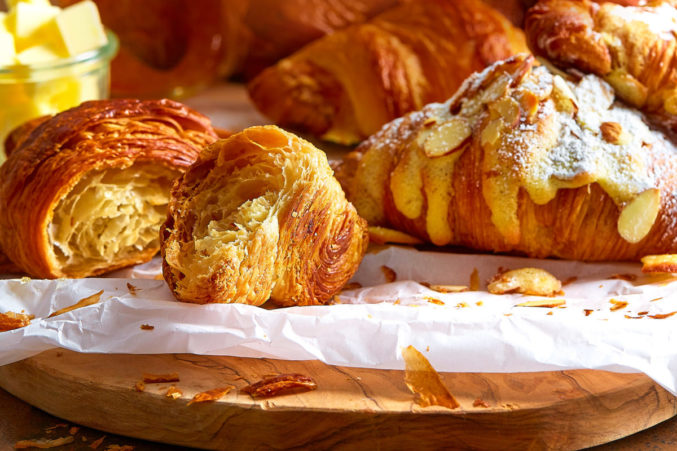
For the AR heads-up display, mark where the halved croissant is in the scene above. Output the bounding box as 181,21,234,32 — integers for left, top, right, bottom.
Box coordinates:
0,99,217,278
525,0,677,135
161,125,368,306
337,54,677,261
248,0,528,145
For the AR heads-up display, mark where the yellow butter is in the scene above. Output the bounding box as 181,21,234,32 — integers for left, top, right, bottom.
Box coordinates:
55,1,107,57
15,44,61,65
7,2,59,48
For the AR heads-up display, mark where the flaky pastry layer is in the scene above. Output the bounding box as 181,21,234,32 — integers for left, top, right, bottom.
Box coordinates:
0,99,218,278
161,125,368,306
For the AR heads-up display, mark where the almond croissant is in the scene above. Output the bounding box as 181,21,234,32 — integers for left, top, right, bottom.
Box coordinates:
0,99,218,278
337,54,677,261
248,0,528,145
525,0,677,135
161,125,368,306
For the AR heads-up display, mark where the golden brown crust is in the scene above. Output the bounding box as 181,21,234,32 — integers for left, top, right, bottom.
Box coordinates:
3,115,50,159
161,125,368,306
0,99,217,278
248,0,529,144
338,54,677,261
525,0,677,134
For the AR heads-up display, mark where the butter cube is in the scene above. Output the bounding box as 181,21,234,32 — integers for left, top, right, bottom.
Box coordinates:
15,44,61,65
7,2,59,43
55,1,107,56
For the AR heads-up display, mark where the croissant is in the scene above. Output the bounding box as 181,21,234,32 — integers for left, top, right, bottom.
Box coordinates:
248,0,529,145
525,0,677,135
0,99,218,279
161,125,368,306
336,54,677,261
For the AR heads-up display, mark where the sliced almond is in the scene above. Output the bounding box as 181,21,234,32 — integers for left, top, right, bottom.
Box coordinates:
488,267,562,297
422,117,471,158
489,97,521,127
618,188,660,244
515,299,566,308
600,121,628,145
480,118,503,149
551,75,578,115
641,254,677,274
604,69,648,107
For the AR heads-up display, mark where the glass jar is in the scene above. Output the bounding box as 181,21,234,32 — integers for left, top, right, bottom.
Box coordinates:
0,30,118,163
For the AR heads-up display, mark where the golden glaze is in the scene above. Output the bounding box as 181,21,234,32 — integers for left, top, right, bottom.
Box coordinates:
337,54,677,261
526,0,677,135
248,0,528,144
161,126,368,306
0,99,217,278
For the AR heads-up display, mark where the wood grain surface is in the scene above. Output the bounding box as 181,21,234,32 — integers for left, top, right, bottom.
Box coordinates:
0,349,675,450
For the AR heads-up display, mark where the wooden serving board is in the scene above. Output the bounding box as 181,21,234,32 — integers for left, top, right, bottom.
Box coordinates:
0,349,675,450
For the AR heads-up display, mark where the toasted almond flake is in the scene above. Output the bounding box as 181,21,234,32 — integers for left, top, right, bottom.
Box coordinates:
401,345,459,409
609,273,637,281
242,374,317,399
515,299,566,308
456,302,469,308
469,268,480,291
48,290,103,318
476,301,484,306
546,311,553,316
142,373,179,384
649,311,677,319
641,254,677,273
140,324,154,331
89,436,106,449
393,299,401,305
166,386,182,399
609,299,628,311
504,313,512,316
488,268,562,297
638,311,649,315
15,437,75,448
584,309,593,317
625,315,643,319
381,265,397,283
426,297,444,305
651,297,663,302
427,284,468,293
368,226,423,245
69,427,79,435
341,282,362,291
0,311,34,332
134,381,145,392
126,283,138,295
189,386,235,405
473,399,490,408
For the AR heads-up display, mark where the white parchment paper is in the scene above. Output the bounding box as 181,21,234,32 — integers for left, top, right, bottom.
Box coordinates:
2,246,677,394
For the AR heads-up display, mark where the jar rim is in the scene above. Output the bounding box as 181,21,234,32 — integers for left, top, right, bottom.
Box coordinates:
0,29,119,74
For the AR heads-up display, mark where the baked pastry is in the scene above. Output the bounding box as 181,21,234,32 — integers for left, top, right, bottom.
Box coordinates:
525,0,677,135
0,99,217,278
161,125,368,306
336,54,677,261
248,0,529,145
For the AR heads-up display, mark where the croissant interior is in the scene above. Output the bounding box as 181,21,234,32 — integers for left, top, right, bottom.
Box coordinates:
49,164,178,276
0,99,217,278
162,125,369,306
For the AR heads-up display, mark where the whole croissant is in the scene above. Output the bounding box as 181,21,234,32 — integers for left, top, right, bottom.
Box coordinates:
525,0,677,135
248,0,528,145
337,54,677,261
0,99,217,278
161,125,368,306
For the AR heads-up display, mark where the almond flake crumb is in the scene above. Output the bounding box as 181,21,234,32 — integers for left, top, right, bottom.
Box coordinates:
381,265,397,283
609,299,628,311
89,435,106,449
140,324,154,331
134,381,145,392
426,297,445,305
473,398,490,408
15,437,74,448
166,386,182,399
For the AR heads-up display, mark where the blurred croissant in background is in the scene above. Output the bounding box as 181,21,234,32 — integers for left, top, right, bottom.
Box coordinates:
248,0,529,145
336,54,677,261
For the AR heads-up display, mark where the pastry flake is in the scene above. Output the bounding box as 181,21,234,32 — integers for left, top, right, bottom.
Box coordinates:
488,268,563,297
241,374,318,399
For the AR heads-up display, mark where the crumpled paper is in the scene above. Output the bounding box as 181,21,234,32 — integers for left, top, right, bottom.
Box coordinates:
2,246,677,394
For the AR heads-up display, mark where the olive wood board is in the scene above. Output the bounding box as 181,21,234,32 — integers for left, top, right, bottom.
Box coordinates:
0,349,675,450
